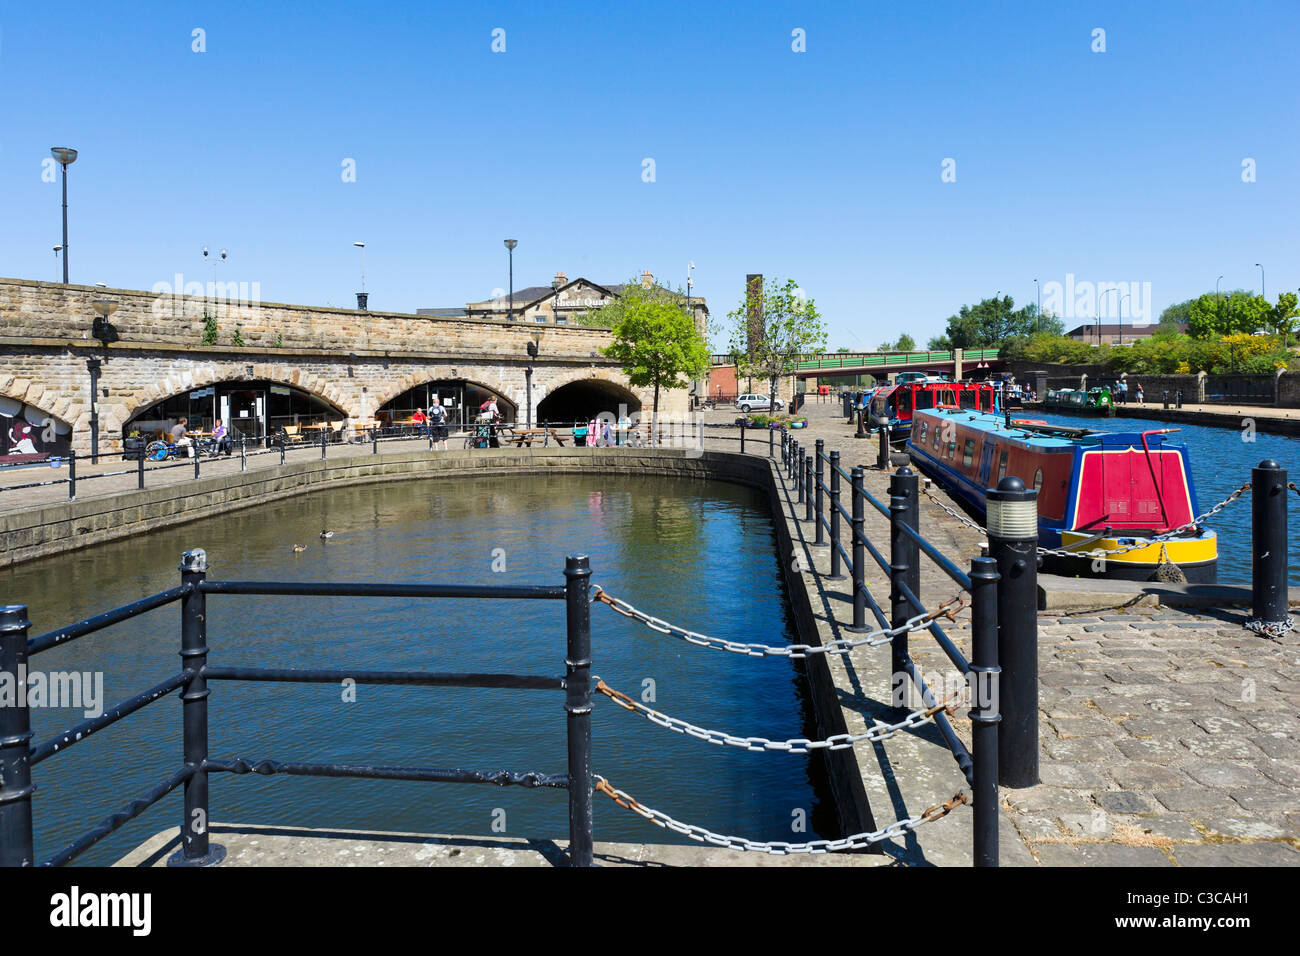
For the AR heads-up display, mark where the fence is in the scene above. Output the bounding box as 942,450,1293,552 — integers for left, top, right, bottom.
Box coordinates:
0,552,595,867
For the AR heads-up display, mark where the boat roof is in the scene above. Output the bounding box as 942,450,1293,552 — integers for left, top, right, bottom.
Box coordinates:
913,407,1185,451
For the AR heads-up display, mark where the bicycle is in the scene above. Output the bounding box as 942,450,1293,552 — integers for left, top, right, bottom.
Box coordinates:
463,420,513,449
144,436,220,461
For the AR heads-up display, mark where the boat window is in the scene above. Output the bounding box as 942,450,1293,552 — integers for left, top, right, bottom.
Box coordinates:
917,422,927,442
997,450,1008,481
959,390,977,409
898,391,912,414
946,441,957,460
962,438,975,466
915,391,934,409
932,426,942,449
1033,468,1043,492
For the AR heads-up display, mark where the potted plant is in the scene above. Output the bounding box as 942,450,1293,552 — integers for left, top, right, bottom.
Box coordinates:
789,416,808,429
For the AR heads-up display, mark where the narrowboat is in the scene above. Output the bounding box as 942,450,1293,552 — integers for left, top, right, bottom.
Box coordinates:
907,407,1217,582
868,379,1001,446
1043,386,1115,417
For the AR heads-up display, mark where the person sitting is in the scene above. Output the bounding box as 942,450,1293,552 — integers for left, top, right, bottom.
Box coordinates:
171,417,194,457
412,407,428,437
212,421,232,457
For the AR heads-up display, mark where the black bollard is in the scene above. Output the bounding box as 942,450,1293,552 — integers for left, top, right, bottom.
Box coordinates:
194,443,200,479
1176,389,1183,409
740,421,746,455
67,449,76,500
985,476,1039,788
847,466,868,632
828,450,845,579
804,451,815,523
0,604,35,866
137,446,145,489
279,436,286,466
240,436,246,472
321,426,327,460
877,422,890,469
168,549,226,866
855,407,867,439
1162,389,1169,410
889,467,920,693
968,555,1001,868
564,555,594,866
372,427,378,455
1251,460,1288,630
768,422,774,458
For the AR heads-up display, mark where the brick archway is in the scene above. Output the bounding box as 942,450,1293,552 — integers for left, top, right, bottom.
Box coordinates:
367,367,524,413
123,362,356,420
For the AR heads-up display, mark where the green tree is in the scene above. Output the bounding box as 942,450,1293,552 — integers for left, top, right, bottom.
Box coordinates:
726,277,827,414
601,284,710,429
895,333,916,351
940,295,1043,348
1187,291,1269,338
1266,292,1299,347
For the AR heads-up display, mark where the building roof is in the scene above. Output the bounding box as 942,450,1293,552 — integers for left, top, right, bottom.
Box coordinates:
459,277,708,314
1065,323,1180,336
416,307,468,317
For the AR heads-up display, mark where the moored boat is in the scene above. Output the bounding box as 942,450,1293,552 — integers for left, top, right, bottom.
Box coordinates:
906,407,1217,582
868,379,1001,446
1043,386,1115,417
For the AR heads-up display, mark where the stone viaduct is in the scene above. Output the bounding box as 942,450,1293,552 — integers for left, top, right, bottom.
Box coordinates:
0,278,688,456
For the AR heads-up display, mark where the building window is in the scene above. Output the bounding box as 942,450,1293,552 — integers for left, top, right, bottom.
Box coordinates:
535,315,547,323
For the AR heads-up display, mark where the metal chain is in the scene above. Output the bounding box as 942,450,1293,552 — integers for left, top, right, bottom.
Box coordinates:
1244,617,1296,639
1289,482,1300,499
593,775,967,854
591,586,966,659
924,481,1252,559
594,679,956,753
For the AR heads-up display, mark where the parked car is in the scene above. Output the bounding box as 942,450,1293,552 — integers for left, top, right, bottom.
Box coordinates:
737,393,785,413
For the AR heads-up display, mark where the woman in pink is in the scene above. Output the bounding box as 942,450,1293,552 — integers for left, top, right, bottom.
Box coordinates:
586,418,598,447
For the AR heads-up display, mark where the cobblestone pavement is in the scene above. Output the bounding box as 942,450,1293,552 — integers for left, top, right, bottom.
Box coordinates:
726,398,1300,865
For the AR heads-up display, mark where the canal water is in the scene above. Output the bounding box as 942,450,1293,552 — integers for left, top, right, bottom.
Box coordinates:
1029,408,1299,585
3,474,836,865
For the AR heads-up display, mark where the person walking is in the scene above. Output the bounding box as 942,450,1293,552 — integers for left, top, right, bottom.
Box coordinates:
428,397,449,450
1135,383,1144,405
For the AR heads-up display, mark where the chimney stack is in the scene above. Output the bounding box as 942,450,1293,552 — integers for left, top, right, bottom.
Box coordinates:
554,272,567,286
641,269,653,289
746,274,763,352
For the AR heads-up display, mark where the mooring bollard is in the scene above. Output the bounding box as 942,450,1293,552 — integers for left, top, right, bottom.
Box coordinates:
564,555,594,867
137,447,145,489
847,466,868,632
67,450,77,500
170,549,225,866
813,439,826,541
889,467,920,690
877,422,891,469
855,407,867,439
805,450,815,523
1251,459,1288,631
985,476,1039,788
1162,389,1169,410
828,451,845,579
0,604,35,867
968,555,1001,868
372,427,378,455
1176,389,1183,409
194,444,201,479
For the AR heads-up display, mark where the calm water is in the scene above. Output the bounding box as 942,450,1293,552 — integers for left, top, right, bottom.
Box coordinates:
2,475,835,865
1032,408,1299,585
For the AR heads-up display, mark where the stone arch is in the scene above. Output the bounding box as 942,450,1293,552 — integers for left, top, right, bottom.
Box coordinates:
0,389,75,459
367,367,523,414
0,378,80,431
535,371,643,424
123,362,357,420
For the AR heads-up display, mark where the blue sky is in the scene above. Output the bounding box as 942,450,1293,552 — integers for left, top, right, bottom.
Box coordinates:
2,1,1297,350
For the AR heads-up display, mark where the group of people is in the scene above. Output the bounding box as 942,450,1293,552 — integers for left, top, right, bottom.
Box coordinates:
1110,380,1144,404
169,417,234,457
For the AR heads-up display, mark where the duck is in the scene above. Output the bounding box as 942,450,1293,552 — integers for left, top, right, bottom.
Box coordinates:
293,544,307,553
320,530,334,540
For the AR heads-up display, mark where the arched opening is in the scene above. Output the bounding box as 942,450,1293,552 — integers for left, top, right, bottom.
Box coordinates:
376,381,518,431
537,379,641,426
125,381,345,446
0,397,72,463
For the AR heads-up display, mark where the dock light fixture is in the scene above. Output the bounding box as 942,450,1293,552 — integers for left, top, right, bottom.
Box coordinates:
504,239,518,321
51,147,78,283
986,475,1038,538
354,242,368,310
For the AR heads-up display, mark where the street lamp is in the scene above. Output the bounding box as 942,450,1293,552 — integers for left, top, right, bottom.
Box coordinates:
53,245,63,282
1034,278,1040,332
504,239,518,321
88,299,117,464
50,147,78,284
1099,288,1120,344
525,335,540,428
353,241,367,310
1118,293,1130,345
202,246,228,318
1217,275,1225,334
552,273,562,326
1255,263,1265,300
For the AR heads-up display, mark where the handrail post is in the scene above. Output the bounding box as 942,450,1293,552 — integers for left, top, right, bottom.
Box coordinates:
797,447,806,504
768,421,774,458
372,427,378,455
169,549,225,866
1251,459,1288,630
564,555,594,867
969,555,1000,867
239,436,246,472
321,426,327,460
805,445,816,524
847,466,868,632
279,435,286,465
813,440,826,544
137,445,145,489
986,477,1039,788
68,450,76,500
194,443,200,479
0,604,35,867
740,421,746,454
889,466,920,697
828,450,845,579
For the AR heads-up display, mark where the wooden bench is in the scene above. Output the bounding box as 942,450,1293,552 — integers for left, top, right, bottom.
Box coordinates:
506,428,568,448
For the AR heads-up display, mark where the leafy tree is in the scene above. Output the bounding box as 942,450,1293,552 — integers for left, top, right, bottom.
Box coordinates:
601,283,710,430
926,334,951,350
726,277,827,414
895,333,916,351
1266,292,1299,347
1187,291,1270,338
940,295,1043,348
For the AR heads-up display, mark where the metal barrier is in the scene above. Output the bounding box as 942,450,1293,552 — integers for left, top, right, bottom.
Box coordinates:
782,427,1039,865
0,552,595,867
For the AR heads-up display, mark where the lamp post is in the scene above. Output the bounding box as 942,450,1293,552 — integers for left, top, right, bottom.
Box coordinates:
53,245,63,282
1255,263,1265,300
353,242,367,310
504,239,518,321
1118,293,1130,345
1034,278,1040,332
201,246,227,318
88,299,117,464
526,336,539,428
552,273,562,326
1217,275,1224,335
50,147,78,284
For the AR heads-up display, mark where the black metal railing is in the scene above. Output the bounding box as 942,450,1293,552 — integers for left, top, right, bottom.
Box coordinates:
0,552,595,867
782,429,1034,867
